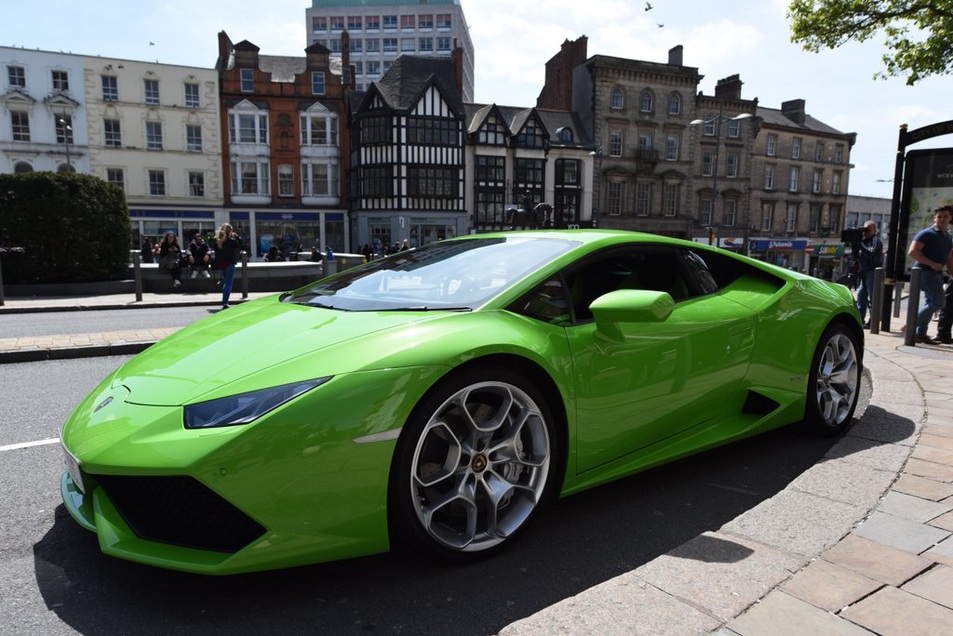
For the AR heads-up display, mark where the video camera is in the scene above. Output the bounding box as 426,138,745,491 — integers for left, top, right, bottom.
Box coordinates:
840,228,864,253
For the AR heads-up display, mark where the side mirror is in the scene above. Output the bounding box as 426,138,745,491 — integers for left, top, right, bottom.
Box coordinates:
590,289,674,339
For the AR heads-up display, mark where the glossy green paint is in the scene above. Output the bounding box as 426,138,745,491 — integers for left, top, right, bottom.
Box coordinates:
60,230,862,573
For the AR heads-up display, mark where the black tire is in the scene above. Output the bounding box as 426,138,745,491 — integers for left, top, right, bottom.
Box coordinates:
388,366,559,560
803,322,861,436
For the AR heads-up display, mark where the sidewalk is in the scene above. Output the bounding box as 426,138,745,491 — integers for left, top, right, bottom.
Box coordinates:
3,293,953,633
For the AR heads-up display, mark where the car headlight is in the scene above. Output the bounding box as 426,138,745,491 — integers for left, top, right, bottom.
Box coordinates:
184,377,330,429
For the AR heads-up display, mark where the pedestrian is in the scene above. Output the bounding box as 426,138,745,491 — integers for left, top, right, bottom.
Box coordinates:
855,220,884,327
139,237,155,264
907,205,953,344
187,231,212,279
399,239,410,252
215,223,243,309
264,245,282,262
157,231,183,289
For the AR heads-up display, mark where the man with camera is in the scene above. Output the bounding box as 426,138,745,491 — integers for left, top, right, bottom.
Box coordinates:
855,221,884,328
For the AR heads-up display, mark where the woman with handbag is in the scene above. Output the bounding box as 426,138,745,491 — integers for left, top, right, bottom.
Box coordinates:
215,223,243,309
157,231,183,289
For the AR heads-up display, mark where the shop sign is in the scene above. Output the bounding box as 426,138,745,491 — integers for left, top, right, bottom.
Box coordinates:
749,239,808,250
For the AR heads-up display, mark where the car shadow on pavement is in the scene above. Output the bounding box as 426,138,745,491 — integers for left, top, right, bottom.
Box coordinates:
31,388,915,636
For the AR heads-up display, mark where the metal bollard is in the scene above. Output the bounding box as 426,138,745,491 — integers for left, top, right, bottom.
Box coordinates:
241,252,249,299
870,267,884,334
134,253,143,302
904,269,920,346
893,281,904,318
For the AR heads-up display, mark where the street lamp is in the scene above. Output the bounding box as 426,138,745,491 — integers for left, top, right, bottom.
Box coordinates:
690,110,752,245
589,146,603,228
57,117,73,172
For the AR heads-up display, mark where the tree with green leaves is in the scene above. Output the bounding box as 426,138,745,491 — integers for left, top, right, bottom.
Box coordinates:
788,0,953,84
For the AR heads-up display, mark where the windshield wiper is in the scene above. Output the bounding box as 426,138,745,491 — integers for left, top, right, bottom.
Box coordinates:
379,306,473,312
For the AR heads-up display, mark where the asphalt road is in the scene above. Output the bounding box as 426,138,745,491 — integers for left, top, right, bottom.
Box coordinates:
0,353,857,636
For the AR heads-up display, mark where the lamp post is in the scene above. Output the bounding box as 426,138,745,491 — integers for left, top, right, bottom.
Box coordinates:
690,110,752,245
589,146,603,228
57,117,72,172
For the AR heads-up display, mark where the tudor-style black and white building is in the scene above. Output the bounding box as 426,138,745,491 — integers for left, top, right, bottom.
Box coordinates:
349,54,467,252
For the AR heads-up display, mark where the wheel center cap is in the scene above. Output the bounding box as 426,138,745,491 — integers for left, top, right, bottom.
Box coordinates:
472,454,488,472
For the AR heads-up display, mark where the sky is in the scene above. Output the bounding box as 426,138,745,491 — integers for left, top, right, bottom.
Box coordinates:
6,0,952,199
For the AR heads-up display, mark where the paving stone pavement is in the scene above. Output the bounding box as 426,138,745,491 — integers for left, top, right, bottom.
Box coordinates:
3,292,953,634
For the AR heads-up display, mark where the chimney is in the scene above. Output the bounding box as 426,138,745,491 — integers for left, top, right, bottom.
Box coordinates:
781,99,806,125
668,45,683,66
714,74,743,100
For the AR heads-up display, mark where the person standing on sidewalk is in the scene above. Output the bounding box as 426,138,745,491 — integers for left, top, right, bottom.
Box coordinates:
215,223,243,309
908,205,953,344
856,220,884,328
157,231,184,289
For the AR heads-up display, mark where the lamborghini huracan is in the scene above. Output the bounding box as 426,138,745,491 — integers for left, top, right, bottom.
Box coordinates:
60,230,863,574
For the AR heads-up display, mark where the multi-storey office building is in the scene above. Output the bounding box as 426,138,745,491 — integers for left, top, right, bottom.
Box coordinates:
305,0,474,101
1,46,87,174
349,54,467,251
82,56,223,246
749,99,855,273
216,31,351,257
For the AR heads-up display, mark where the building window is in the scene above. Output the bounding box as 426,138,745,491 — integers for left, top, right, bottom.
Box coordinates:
407,115,457,146
812,168,823,193
383,38,398,53
185,82,200,108
148,170,166,196
11,111,30,141
383,15,397,29
52,70,69,91
240,68,254,92
476,155,505,184
303,162,339,197
639,89,653,113
366,60,380,75
727,119,740,138
419,14,434,28
724,199,737,227
312,16,327,31
231,160,270,195
106,167,124,189
401,38,415,52
13,161,33,173
400,15,416,29
361,115,391,144
663,183,679,217
814,141,825,161
764,164,775,190
347,15,362,30
665,135,679,161
607,181,623,216
436,13,451,28
366,39,380,53
610,86,624,109
104,118,121,147
143,78,160,105
188,171,205,197
834,144,844,163
330,16,345,30
829,204,842,233
330,39,342,53
300,114,339,146
516,117,545,148
436,37,451,51
230,112,269,144
56,115,73,144
7,65,25,88
635,182,652,217
726,153,739,177
792,137,801,159
278,164,295,197
419,37,433,51
810,204,822,233
833,171,842,195
102,75,118,101
786,204,798,232
361,166,393,197
761,202,774,231
789,166,800,192
146,121,163,150
700,197,713,227
350,38,363,53
555,158,579,186
668,93,681,115
186,124,202,152
608,129,623,157
407,167,457,198
766,134,777,156
311,71,325,95
702,151,714,177
703,119,715,137
366,15,380,29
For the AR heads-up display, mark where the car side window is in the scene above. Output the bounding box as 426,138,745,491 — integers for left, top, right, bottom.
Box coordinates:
681,249,742,294
508,275,574,326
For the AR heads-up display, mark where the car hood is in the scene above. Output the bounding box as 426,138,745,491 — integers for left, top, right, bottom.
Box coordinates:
113,297,443,406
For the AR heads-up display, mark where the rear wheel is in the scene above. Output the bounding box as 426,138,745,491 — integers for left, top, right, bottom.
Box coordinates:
389,367,557,559
804,323,861,436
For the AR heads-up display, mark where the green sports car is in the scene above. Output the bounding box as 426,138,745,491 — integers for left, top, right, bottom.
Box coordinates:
60,230,863,574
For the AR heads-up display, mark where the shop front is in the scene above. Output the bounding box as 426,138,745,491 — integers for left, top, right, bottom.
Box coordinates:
748,238,809,271
807,243,844,281
130,208,220,253
228,210,347,259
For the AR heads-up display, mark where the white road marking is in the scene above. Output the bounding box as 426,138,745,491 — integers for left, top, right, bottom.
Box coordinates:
0,438,60,452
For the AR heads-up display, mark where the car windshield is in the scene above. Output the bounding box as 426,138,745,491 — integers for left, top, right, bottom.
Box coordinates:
283,236,576,311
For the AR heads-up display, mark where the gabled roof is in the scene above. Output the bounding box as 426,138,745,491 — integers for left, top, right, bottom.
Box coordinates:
363,55,464,116
464,103,592,148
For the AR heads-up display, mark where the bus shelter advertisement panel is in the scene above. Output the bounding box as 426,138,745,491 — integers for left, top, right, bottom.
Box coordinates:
901,149,953,275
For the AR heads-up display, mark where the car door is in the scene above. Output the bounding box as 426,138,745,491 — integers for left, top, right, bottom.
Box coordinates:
564,246,756,473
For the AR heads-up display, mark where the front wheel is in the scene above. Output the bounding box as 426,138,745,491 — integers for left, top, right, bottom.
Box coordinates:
803,323,861,436
389,367,558,559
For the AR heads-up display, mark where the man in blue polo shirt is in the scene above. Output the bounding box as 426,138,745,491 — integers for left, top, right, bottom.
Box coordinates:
908,205,953,344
